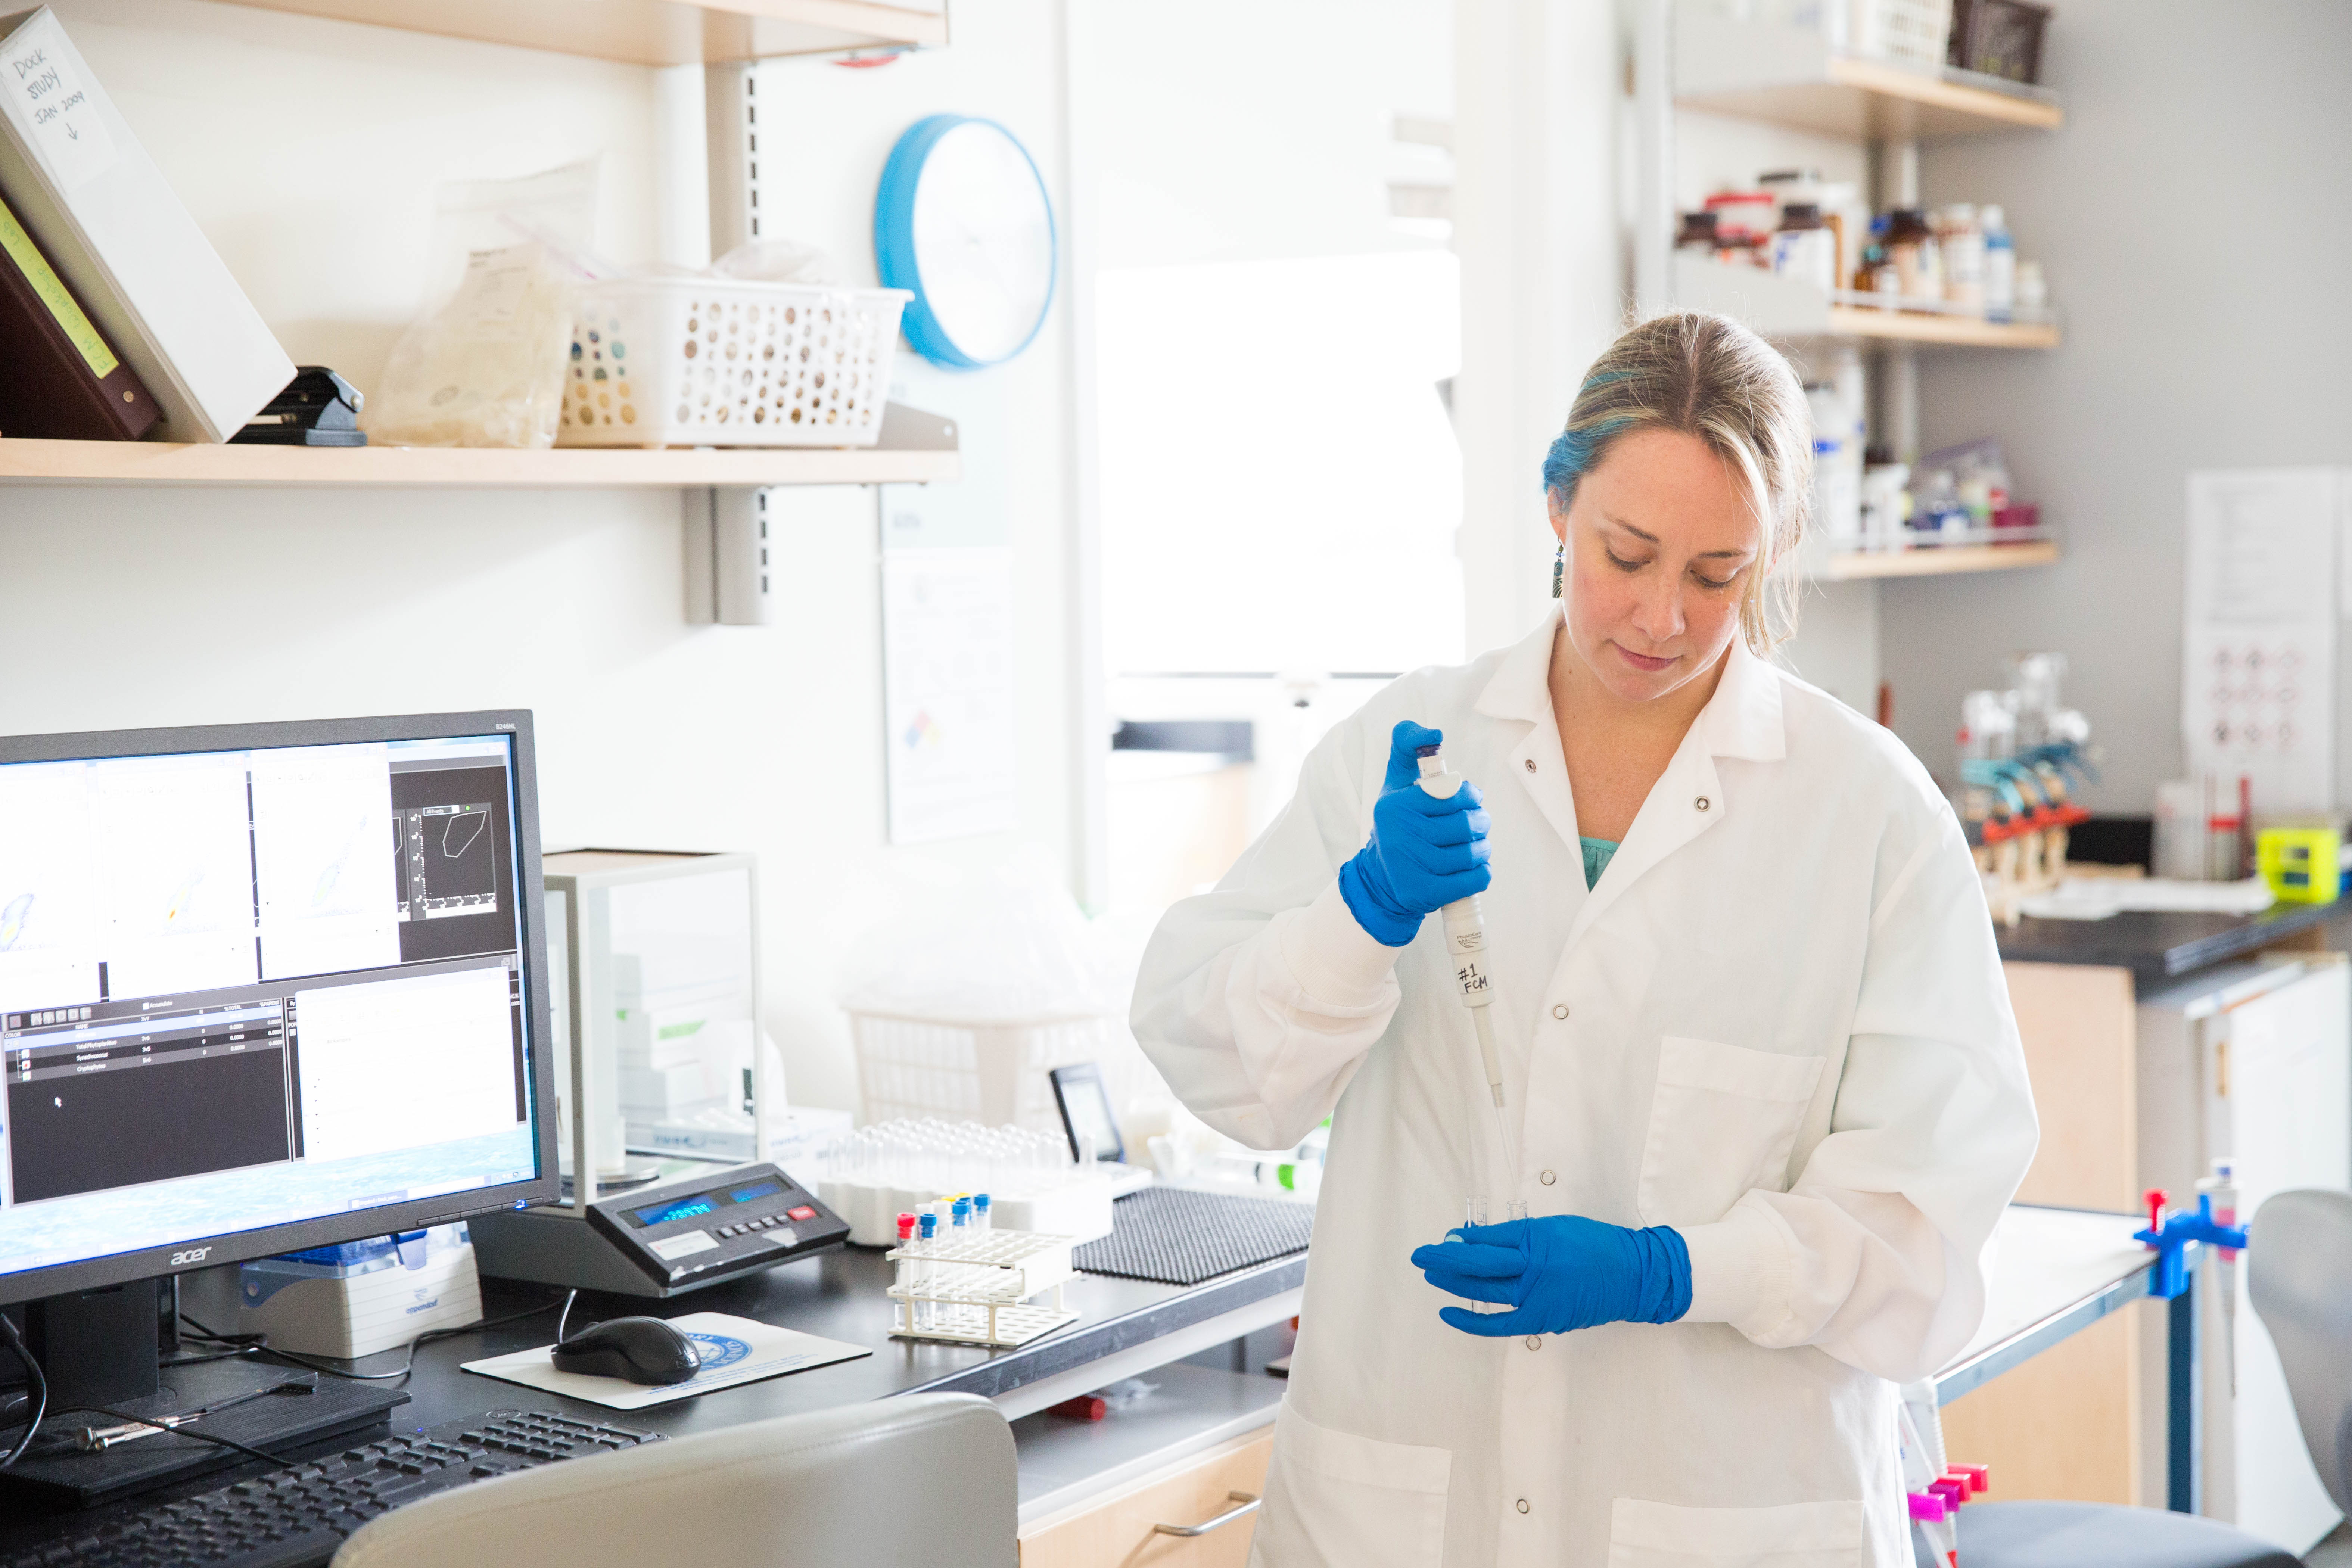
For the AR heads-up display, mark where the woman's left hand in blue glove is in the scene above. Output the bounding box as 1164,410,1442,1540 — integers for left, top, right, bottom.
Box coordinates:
1409,1214,1693,1338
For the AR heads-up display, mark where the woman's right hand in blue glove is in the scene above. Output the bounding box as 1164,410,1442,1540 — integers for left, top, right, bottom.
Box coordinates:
1337,720,1493,947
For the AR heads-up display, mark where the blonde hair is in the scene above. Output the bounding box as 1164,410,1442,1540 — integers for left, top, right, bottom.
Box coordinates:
1541,312,1813,651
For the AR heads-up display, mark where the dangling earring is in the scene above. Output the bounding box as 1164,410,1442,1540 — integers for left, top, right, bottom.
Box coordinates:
1551,542,1564,600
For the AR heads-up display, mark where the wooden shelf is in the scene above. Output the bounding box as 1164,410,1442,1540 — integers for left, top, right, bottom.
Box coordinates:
1677,16,2061,139
1824,306,2060,348
212,0,947,68
1675,259,2059,348
1823,541,2059,581
0,438,958,489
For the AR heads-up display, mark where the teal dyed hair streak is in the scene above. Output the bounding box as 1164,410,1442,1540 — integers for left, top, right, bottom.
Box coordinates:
1540,312,1814,652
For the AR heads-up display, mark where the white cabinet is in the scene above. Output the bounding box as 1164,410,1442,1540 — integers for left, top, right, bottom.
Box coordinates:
2138,953,2351,1552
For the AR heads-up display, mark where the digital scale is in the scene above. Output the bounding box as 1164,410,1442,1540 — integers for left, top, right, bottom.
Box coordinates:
470,1161,849,1298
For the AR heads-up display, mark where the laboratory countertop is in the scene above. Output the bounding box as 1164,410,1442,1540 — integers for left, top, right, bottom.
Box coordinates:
1993,897,2338,987
0,1244,1306,1549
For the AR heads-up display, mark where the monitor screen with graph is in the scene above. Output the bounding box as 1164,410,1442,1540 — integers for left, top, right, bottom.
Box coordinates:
0,711,559,1304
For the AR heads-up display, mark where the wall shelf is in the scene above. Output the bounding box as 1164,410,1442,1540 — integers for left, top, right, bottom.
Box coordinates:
1823,541,2059,581
1675,258,2059,348
1824,305,2059,349
212,0,947,68
1676,15,2062,138
0,439,957,489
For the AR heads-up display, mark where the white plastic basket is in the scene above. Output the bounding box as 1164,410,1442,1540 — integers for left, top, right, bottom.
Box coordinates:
557,279,910,448
849,1011,1158,1136
1852,0,1951,69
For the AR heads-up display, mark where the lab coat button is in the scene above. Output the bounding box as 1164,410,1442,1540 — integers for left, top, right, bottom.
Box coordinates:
1696,796,1711,811
1540,1170,1556,1185
1524,758,1536,772
1516,1499,1531,1514
1525,1335,1540,1350
1551,1004,1568,1020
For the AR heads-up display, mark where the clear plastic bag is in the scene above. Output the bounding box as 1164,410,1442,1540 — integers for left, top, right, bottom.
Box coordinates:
836,862,1127,1025
361,161,603,449
361,240,578,448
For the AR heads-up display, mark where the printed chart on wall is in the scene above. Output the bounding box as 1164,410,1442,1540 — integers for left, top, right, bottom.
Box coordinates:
881,546,1017,843
2183,470,2339,815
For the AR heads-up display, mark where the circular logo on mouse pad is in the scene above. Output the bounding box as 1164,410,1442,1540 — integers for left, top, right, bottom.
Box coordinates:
685,1332,751,1371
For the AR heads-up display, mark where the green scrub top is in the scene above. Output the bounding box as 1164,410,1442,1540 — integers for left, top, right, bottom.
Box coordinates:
1580,837,1618,890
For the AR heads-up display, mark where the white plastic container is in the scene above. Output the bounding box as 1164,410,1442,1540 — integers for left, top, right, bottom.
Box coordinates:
1937,203,1986,311
182,1241,482,1359
1983,204,2017,321
1851,0,1953,70
557,280,909,448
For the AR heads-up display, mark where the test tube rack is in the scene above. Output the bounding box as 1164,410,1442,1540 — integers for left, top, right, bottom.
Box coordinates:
885,1230,1080,1349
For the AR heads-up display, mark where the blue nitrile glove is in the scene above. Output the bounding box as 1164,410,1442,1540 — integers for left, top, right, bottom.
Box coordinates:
1337,721,1493,947
1410,1214,1692,1338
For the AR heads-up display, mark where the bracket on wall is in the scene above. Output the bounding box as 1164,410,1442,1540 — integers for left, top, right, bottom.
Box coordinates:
683,401,958,626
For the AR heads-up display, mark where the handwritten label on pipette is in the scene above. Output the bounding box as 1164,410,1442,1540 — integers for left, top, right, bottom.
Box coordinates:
3,16,118,190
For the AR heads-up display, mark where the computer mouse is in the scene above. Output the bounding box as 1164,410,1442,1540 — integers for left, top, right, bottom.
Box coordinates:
550,1316,702,1386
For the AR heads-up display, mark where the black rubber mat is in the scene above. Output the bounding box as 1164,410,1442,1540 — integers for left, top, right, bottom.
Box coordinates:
1073,1185,1314,1286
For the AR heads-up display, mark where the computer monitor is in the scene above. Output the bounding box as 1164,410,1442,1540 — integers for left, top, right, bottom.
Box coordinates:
0,712,559,1341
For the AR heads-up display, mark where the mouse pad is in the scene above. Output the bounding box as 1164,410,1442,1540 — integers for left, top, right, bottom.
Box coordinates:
460,1312,871,1410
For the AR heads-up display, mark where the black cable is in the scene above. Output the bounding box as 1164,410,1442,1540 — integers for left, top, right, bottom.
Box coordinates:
178,1289,570,1386
159,1345,264,1368
0,1313,46,1470
72,1404,290,1468
554,1288,578,1344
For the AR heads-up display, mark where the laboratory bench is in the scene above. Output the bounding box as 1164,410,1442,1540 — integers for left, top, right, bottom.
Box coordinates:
1994,898,2338,989
0,1245,1304,1559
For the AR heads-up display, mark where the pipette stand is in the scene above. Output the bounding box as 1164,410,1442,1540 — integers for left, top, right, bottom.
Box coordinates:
886,1230,1081,1349
2134,1189,2248,1301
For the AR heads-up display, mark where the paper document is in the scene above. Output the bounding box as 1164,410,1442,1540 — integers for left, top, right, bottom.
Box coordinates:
881,546,1019,844
2182,471,2338,815
461,1312,869,1411
2017,877,2277,923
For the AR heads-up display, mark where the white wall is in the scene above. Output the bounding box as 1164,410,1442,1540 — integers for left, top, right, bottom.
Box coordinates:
5,0,1080,1114
1454,0,1624,656
1887,1,2352,806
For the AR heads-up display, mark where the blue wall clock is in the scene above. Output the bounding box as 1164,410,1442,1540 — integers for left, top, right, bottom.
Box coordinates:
875,114,1058,370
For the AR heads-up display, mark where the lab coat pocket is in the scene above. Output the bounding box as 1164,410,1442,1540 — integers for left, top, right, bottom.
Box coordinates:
1607,1497,1866,1568
1253,1401,1450,1568
1637,1037,1825,1229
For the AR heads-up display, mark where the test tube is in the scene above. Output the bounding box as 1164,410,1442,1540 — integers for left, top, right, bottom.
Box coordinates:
1462,1198,1500,1314
915,1211,938,1331
949,1197,974,1331
974,1193,992,1234
893,1212,916,1333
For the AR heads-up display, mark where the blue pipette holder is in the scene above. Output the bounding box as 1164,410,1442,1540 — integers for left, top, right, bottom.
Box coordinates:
2134,1194,2248,1300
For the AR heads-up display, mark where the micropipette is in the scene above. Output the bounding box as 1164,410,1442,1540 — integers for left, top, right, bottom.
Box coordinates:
1416,743,1521,1185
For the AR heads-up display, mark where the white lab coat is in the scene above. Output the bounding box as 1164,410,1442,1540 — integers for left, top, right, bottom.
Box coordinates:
1132,607,2038,1568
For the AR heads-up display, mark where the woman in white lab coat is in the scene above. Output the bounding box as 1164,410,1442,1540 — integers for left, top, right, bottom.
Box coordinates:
1132,312,2038,1568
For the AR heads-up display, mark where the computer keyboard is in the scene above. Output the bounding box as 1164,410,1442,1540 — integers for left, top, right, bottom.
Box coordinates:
0,1408,663,1568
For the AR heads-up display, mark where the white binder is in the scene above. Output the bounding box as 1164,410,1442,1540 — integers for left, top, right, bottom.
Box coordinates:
0,6,291,442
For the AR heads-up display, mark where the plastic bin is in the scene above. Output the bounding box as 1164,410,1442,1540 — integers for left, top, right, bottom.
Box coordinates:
1947,0,2048,84
557,280,910,448
1852,0,1953,71
850,1010,1162,1136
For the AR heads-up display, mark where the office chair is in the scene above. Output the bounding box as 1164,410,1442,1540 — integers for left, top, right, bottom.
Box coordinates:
332,1392,1017,1568
2246,1189,2352,1516
1929,1190,2352,1568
